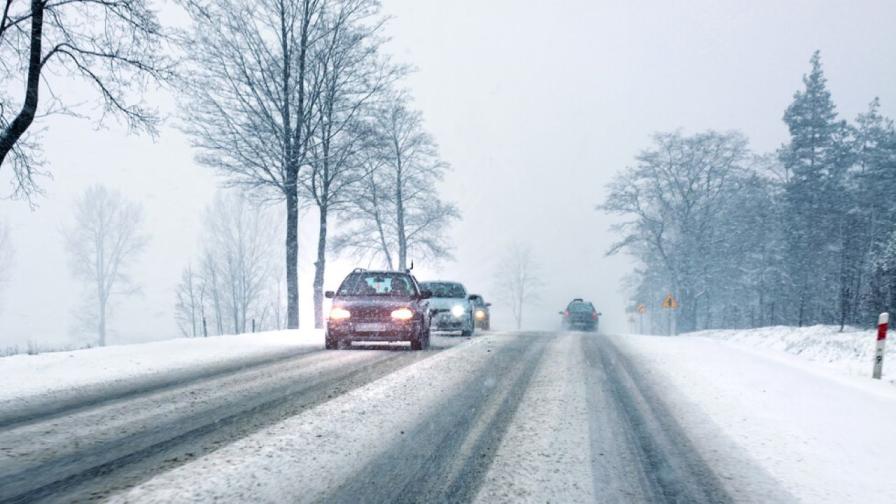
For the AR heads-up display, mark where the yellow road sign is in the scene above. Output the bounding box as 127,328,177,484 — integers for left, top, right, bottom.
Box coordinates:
661,294,679,309
636,304,647,314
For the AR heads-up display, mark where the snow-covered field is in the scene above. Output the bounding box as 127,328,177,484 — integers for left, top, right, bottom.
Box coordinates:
616,330,896,504
0,330,323,422
684,325,894,384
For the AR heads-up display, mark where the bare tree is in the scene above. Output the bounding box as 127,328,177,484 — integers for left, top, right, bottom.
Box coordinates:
330,152,396,268
0,0,171,199
304,1,399,327
178,0,326,329
199,250,224,336
65,185,147,346
268,263,287,330
174,265,206,337
494,243,542,330
194,191,277,335
333,94,459,270
600,131,750,332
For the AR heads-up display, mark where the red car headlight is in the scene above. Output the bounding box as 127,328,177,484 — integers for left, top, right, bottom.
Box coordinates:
391,308,414,320
329,307,351,320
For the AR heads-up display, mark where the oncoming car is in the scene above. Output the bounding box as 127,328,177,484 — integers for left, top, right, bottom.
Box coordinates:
325,269,432,350
469,294,491,330
419,281,475,336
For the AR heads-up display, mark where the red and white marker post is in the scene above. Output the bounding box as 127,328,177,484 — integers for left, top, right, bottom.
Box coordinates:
873,312,888,380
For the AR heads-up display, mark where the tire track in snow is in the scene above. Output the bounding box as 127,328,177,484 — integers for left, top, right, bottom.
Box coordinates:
323,333,549,504
0,348,434,504
582,334,732,503
0,346,323,430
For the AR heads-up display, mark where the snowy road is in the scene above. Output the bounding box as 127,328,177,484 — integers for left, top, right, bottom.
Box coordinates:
1,332,787,503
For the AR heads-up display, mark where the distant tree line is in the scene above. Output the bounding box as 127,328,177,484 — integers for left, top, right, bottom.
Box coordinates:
603,52,896,332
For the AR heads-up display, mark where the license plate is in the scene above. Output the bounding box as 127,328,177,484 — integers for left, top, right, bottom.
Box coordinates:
355,322,388,332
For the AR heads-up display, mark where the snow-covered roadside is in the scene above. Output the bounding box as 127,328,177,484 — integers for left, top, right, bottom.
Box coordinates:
0,330,323,422
614,334,896,504
685,325,894,384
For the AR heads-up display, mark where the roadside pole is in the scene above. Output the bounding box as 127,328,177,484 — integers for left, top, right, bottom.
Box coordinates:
637,304,646,334
873,312,888,379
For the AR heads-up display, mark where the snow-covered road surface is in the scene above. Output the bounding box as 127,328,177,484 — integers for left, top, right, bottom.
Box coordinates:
0,330,324,427
1,330,890,503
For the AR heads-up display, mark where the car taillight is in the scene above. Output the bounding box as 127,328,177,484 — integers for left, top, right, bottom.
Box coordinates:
592,311,598,320
563,310,570,317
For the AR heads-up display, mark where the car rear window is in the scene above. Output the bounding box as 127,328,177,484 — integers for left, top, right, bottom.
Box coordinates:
568,302,593,312
337,273,418,297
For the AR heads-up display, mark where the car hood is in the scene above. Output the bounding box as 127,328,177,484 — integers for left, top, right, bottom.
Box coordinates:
427,297,469,310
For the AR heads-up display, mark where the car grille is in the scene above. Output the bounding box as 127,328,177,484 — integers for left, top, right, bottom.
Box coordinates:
350,307,394,323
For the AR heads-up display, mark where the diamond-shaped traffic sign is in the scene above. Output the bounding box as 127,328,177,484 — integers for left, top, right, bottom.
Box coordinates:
661,294,678,309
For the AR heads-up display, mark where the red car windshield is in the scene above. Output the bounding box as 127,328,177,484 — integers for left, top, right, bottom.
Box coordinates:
337,273,418,297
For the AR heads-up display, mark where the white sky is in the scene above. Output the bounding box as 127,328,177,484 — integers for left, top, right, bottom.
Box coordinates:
2,0,895,347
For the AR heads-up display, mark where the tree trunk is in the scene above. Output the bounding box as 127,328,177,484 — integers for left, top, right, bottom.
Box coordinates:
98,298,107,347
395,169,406,271
285,182,300,329
370,179,393,269
313,205,327,329
0,0,44,167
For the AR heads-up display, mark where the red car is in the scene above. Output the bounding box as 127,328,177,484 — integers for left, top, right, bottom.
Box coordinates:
325,269,433,350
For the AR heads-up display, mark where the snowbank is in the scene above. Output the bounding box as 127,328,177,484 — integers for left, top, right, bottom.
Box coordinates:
684,325,894,384
0,330,323,424
615,334,896,504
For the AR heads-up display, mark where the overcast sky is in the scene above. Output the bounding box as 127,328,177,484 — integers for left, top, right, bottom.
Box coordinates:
2,0,895,347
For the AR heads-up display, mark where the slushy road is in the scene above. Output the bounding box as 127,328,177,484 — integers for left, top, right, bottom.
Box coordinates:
0,332,786,503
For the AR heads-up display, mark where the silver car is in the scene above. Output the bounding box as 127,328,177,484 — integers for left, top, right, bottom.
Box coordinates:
419,281,475,336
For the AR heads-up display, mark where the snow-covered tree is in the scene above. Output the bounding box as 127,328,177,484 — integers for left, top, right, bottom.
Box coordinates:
779,50,853,326
0,0,170,199
178,0,328,330
303,1,400,327
602,130,751,332
64,185,148,346
332,94,459,270
604,52,896,332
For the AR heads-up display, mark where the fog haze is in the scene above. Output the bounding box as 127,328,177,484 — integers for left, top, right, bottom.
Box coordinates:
2,0,895,347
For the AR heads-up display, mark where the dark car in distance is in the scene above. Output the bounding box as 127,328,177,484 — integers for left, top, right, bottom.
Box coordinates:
469,294,491,330
560,298,601,332
325,269,432,350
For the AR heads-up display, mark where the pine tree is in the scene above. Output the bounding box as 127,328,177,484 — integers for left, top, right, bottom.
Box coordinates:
779,51,850,326
856,98,896,320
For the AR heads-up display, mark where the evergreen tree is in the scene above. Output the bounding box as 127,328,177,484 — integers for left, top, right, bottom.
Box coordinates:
856,98,896,320
779,51,850,326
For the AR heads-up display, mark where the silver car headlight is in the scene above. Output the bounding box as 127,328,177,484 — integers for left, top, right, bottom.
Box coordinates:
451,304,465,318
